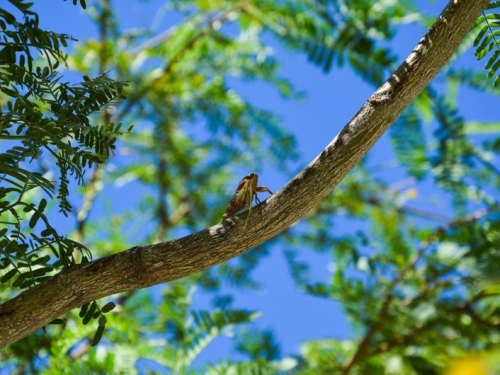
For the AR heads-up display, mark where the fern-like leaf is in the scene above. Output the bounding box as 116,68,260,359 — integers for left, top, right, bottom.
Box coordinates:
473,6,500,89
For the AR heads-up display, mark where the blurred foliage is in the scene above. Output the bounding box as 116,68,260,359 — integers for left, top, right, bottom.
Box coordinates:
1,0,500,374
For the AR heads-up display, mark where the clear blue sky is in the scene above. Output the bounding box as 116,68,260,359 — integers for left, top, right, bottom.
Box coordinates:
31,0,499,368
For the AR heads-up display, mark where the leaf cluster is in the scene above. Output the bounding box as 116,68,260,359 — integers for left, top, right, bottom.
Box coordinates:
0,1,130,297
473,2,500,90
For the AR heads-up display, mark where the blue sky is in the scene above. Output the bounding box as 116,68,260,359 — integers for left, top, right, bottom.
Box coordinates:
28,0,500,368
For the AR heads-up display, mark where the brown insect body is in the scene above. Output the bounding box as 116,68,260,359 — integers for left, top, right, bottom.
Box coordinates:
222,173,272,226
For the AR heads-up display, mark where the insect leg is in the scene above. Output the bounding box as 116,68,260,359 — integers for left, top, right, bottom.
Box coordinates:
243,186,254,229
256,186,273,194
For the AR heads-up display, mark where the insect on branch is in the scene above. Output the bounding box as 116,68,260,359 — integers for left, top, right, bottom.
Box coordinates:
222,173,273,228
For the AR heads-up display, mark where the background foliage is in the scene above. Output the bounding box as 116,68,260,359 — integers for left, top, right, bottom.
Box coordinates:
1,0,500,374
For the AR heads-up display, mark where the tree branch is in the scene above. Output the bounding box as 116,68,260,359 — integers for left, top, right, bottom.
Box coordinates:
0,0,489,347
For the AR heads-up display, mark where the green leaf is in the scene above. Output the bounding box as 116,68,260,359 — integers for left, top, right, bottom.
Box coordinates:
28,212,41,228
79,303,89,318
40,228,54,237
101,302,116,313
303,283,330,297
48,318,64,325
0,258,11,269
91,324,105,346
0,268,18,283
23,205,33,213
464,121,500,134
38,198,47,213
32,267,53,277
31,255,50,265
12,272,27,288
82,301,97,325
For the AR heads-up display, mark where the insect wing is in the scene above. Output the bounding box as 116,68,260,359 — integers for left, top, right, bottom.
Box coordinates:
223,175,254,219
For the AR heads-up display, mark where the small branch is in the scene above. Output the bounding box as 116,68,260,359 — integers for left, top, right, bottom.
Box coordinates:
458,302,500,330
402,279,451,308
341,206,497,373
74,165,105,244
312,189,453,223
341,241,431,374
0,135,27,140
398,205,452,223
73,1,112,244
365,195,453,223
128,11,199,56
168,196,192,226
156,156,170,241
471,152,500,177
114,5,243,122
369,292,500,357
367,318,440,356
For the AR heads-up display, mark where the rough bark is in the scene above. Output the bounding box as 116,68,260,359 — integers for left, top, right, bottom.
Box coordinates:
0,0,490,347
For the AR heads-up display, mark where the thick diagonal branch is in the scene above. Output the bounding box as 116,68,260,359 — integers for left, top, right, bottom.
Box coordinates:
0,0,489,347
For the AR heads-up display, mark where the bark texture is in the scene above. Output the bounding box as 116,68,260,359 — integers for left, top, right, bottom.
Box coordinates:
0,0,490,347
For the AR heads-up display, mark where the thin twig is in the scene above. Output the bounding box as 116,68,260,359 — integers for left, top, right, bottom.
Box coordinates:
156,156,170,241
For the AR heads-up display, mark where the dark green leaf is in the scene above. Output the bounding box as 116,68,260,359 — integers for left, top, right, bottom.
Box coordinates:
38,198,47,213
28,212,41,228
48,318,64,325
0,269,18,283
91,324,105,346
101,302,116,314
82,301,97,325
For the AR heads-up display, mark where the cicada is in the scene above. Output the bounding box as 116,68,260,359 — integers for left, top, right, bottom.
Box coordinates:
222,173,273,227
